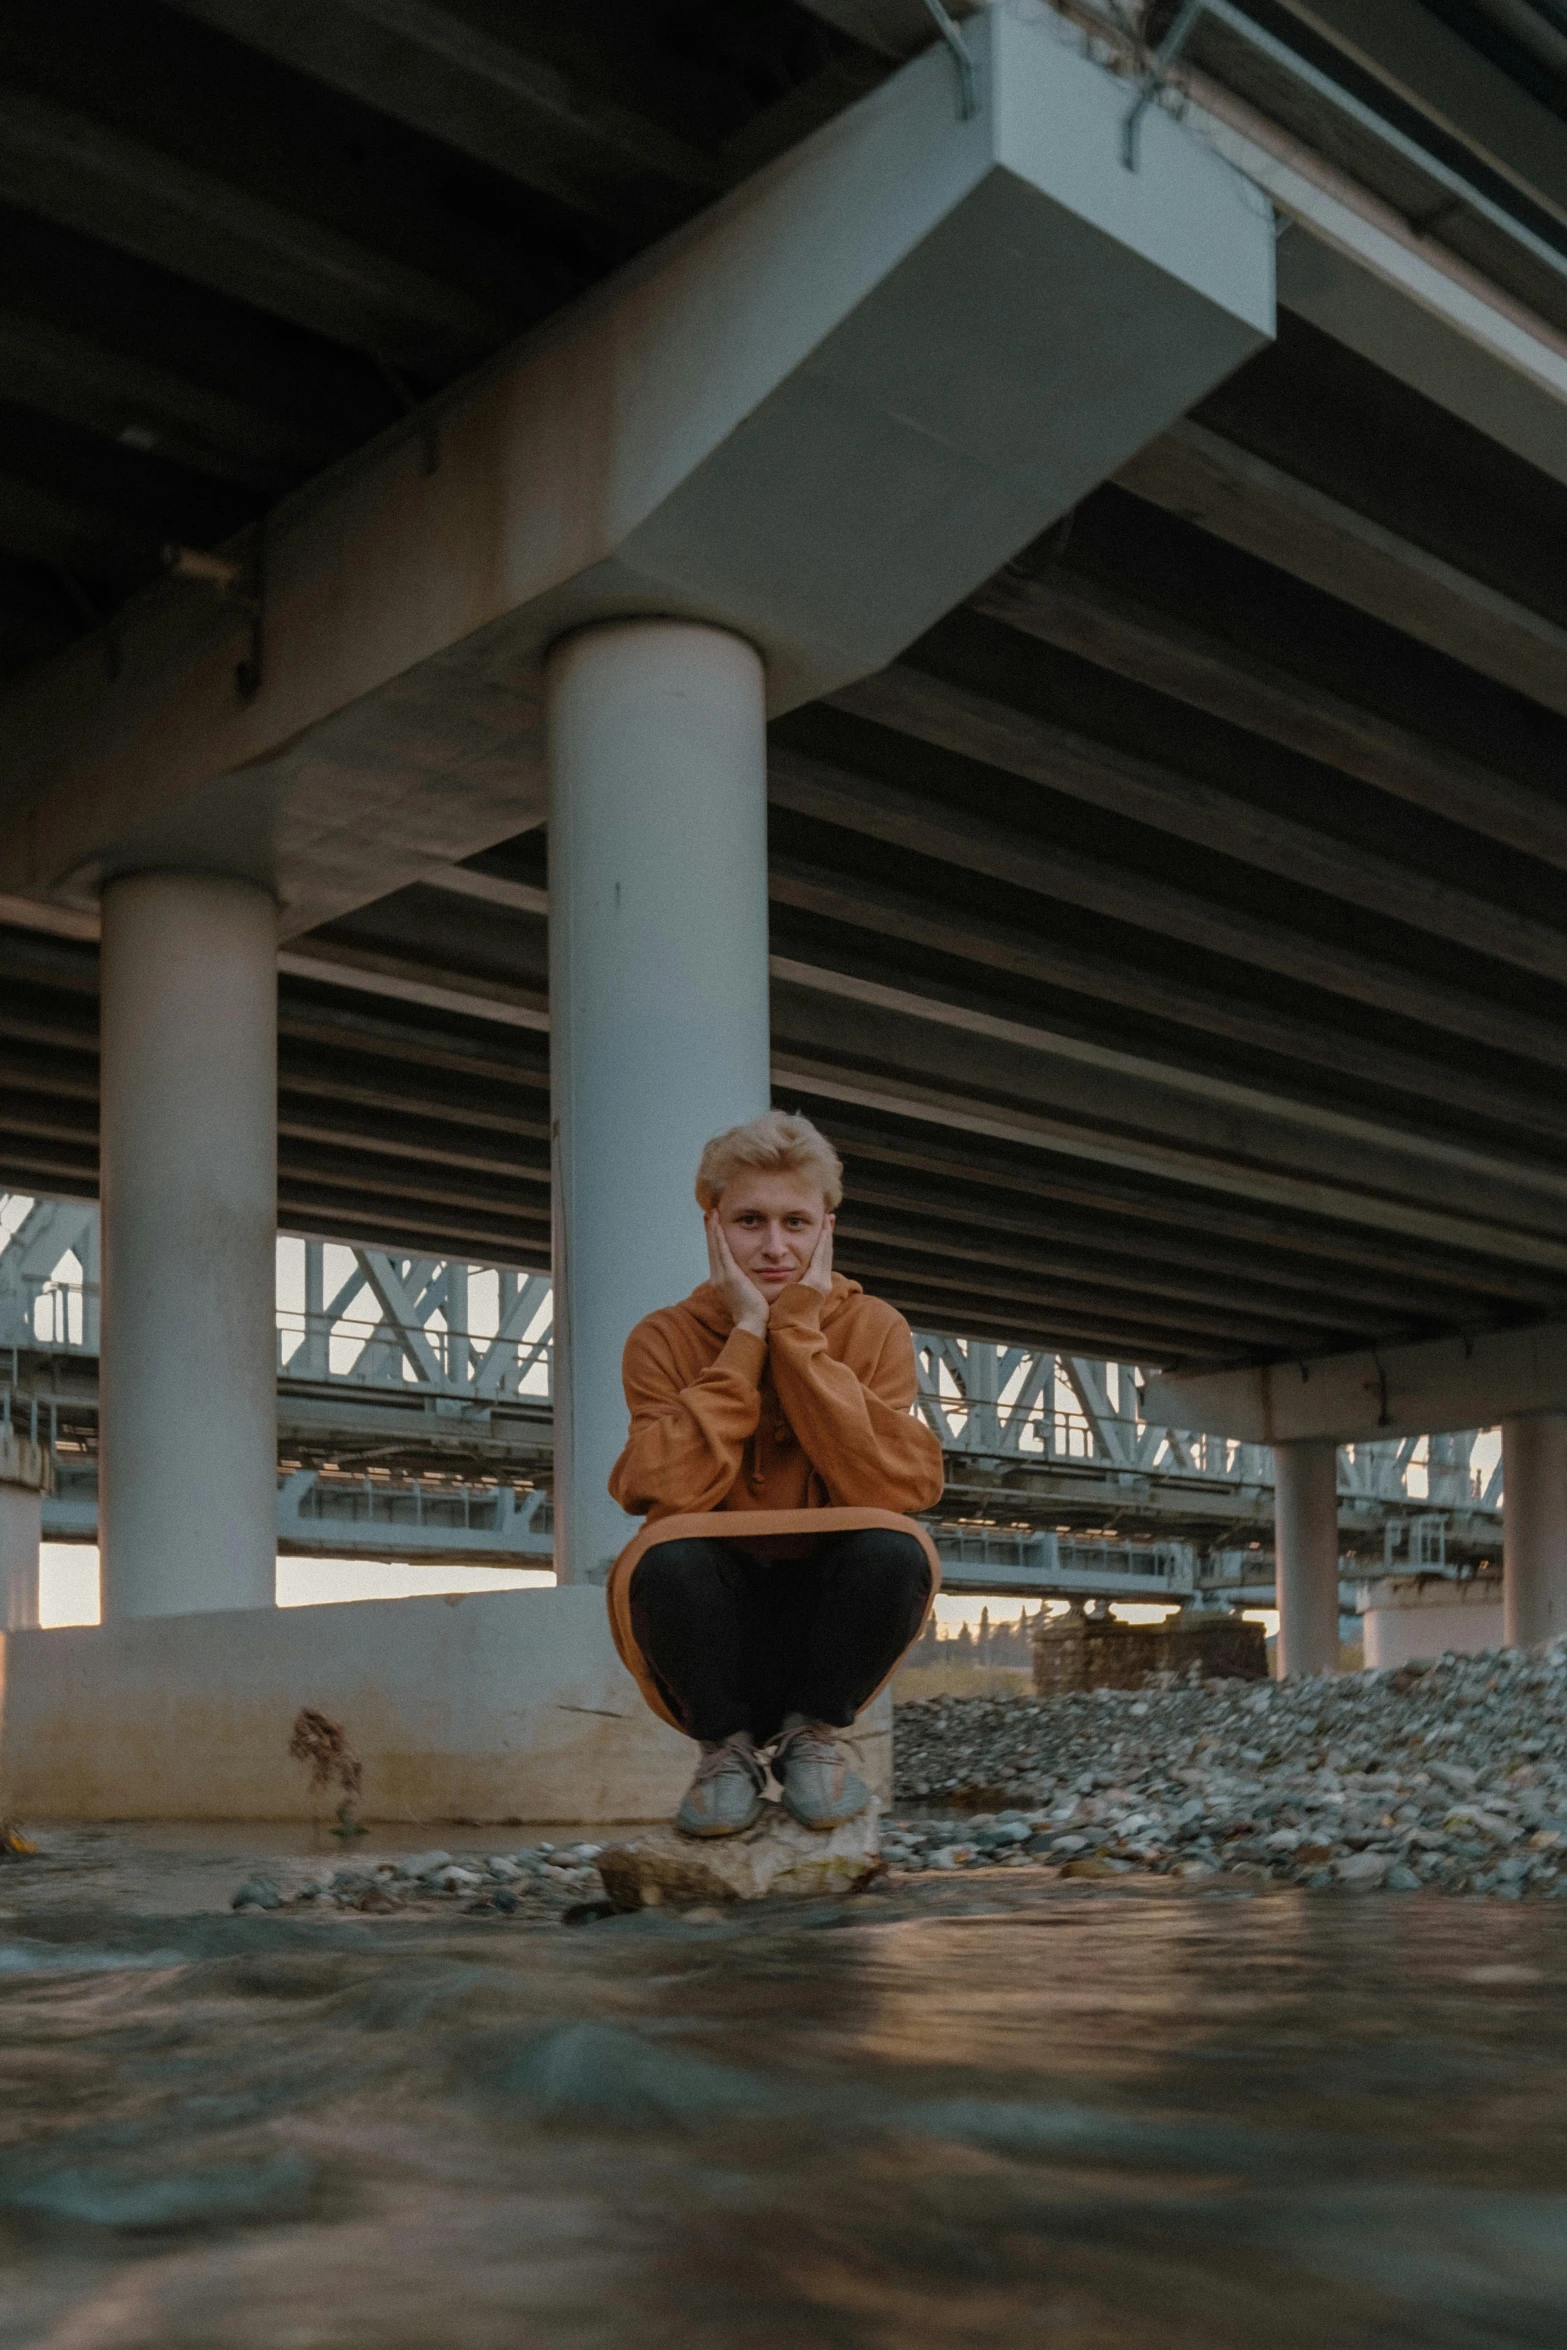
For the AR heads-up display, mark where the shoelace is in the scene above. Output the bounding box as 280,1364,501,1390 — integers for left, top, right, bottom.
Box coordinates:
771,1723,860,1774
693,1733,765,1790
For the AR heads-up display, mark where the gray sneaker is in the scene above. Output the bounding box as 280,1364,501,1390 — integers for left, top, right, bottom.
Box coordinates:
675,1733,766,1838
772,1715,871,1830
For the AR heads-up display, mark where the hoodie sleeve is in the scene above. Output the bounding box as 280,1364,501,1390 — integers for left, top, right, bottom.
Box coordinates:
607,1315,767,1517
765,1288,945,1512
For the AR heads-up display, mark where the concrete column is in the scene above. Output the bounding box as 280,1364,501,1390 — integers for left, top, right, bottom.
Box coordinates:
1273,1437,1341,1677
547,621,770,1584
0,1485,41,1632
99,872,278,1619
0,1427,47,1633
1502,1413,1567,1648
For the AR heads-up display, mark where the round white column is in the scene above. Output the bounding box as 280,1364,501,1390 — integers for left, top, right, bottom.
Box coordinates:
0,1485,42,1632
1502,1413,1567,1648
547,621,770,1583
99,873,278,1618
1274,1437,1340,1677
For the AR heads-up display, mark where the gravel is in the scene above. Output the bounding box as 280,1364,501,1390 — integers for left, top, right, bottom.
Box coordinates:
234,1842,608,1917
885,1643,1567,1898
227,1646,1567,1914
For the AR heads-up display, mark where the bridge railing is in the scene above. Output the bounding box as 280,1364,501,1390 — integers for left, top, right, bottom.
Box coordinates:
0,1199,1504,1512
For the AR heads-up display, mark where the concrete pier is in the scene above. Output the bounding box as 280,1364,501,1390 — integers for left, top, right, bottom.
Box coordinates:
98,873,279,1619
1503,1413,1567,1648
1274,1438,1341,1678
546,622,771,1585
0,1429,48,1635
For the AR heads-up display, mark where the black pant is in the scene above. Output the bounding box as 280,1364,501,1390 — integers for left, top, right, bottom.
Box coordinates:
629,1527,933,1745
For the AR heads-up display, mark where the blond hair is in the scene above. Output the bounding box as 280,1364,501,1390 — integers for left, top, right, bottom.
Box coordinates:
695,1110,844,1211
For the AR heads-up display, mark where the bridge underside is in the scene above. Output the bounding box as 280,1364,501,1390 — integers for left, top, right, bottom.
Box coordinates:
0,0,1564,1652
6,295,1567,1374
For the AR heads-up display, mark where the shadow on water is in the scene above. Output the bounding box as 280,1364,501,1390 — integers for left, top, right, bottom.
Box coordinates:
2,1875,1567,2345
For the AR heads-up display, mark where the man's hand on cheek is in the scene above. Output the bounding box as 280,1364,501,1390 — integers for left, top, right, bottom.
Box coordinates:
706,1212,772,1339
799,1215,834,1298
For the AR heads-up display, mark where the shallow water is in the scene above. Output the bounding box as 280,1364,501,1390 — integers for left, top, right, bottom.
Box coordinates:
4,1840,1567,2346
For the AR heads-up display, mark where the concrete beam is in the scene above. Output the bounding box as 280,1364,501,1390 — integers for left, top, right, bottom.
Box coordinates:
1261,0,1567,244
1168,37,1567,497
836,656,1567,989
824,1115,1559,1308
767,746,1567,1078
801,1,973,59
1145,1321,1567,1446
1117,419,1567,721
766,855,1567,1155
970,560,1567,873
0,9,1270,938
770,961,1567,1257
1276,225,1567,506
162,0,722,233
0,87,501,369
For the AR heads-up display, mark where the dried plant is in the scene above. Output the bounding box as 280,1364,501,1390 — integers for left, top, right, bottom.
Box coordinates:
288,1708,366,1838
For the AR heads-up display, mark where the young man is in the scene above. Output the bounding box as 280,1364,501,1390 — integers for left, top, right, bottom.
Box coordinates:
608,1110,944,1837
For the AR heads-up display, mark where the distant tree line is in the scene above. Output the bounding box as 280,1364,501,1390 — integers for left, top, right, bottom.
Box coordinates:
905,1605,1048,1670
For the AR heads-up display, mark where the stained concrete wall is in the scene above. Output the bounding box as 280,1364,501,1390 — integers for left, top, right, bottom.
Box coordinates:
0,1584,893,1823
1361,1579,1504,1670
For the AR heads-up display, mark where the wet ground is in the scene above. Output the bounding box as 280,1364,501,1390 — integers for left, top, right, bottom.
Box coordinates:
4,1827,1567,2346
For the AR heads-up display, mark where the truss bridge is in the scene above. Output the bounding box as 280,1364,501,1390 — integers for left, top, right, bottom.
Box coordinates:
1,1199,1502,1603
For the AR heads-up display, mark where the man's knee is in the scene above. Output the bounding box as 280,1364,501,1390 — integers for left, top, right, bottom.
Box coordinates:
630,1536,729,1612
832,1528,932,1606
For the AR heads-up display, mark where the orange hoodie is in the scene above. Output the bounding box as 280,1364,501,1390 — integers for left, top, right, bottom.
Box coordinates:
608,1273,945,1523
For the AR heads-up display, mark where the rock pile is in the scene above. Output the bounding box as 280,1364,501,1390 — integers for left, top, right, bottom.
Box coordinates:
232,1841,608,1917
888,1644,1567,1898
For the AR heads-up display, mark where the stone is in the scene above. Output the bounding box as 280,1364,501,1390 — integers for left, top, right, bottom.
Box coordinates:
596,1799,882,1910
396,1850,451,1880
230,1877,282,1911
1333,1851,1390,1888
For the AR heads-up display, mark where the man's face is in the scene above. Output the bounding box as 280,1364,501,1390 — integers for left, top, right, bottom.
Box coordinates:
717,1172,831,1298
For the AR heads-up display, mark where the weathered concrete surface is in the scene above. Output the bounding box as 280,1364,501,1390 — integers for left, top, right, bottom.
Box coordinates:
0,1588,893,1823
597,1799,883,1908
0,8,1269,935
0,1431,46,1635
1361,1577,1504,1669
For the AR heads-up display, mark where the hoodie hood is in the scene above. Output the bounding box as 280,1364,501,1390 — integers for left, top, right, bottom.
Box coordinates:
681,1271,864,1338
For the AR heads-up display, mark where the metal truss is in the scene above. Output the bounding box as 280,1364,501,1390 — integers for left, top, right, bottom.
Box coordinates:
0,1196,98,1353
1,1202,1505,1587
908,1330,1495,1512
274,1239,552,1408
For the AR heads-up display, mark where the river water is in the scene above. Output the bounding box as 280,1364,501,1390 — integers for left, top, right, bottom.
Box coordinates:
3,1836,1567,2346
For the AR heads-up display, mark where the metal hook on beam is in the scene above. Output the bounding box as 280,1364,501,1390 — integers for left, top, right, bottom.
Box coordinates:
921,0,979,120
1122,0,1207,170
